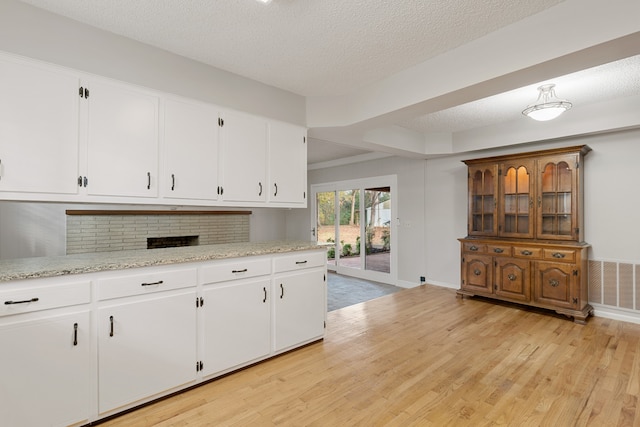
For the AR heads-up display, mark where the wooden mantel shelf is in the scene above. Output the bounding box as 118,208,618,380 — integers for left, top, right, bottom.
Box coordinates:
65,210,252,216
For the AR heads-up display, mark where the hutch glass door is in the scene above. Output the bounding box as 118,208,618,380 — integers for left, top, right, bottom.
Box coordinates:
500,160,534,238
537,155,578,240
468,165,498,236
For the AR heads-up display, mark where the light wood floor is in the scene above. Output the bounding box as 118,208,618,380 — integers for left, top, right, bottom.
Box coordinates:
98,284,640,426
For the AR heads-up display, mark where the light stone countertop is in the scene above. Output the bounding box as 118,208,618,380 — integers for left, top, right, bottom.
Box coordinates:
0,241,324,282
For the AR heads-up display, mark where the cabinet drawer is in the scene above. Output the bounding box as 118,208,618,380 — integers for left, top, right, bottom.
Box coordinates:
0,280,90,317
97,267,197,301
200,257,271,284
513,247,542,258
463,243,486,253
487,244,511,256
274,251,326,273
543,249,576,262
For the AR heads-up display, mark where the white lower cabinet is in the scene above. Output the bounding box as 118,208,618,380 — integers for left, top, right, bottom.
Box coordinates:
273,268,326,352
0,249,325,425
0,309,90,427
201,278,271,376
95,266,198,414
97,290,197,414
0,277,91,427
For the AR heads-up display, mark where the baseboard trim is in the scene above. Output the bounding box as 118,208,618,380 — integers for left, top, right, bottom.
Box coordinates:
425,280,458,290
591,303,640,325
425,283,640,325
396,279,420,289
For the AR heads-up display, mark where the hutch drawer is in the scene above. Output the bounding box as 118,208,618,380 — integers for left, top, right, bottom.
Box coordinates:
542,248,576,262
512,246,542,258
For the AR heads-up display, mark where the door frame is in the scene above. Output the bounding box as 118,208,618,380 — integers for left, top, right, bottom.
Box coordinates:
311,175,398,286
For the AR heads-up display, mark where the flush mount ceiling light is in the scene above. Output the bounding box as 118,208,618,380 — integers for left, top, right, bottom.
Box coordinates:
522,84,572,121
256,0,272,3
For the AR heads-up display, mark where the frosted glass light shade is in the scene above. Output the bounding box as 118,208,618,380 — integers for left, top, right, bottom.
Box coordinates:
522,84,572,121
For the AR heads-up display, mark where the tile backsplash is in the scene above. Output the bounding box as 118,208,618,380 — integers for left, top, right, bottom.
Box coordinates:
66,211,250,254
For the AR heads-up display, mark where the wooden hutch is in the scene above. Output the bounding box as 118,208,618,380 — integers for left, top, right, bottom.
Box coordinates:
457,145,592,324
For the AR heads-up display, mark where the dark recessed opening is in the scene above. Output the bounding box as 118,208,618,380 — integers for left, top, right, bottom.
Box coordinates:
147,236,199,249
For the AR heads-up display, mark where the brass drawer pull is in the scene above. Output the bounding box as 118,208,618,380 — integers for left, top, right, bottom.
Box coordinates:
507,274,517,281
549,279,560,287
520,250,533,256
552,252,566,259
469,245,479,251
493,248,504,254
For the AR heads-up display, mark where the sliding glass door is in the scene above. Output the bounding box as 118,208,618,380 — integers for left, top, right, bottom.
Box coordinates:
312,176,396,285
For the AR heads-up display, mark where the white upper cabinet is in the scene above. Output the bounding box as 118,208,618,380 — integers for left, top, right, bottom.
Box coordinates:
0,52,308,208
162,97,219,201
85,78,159,198
268,121,307,205
0,55,80,195
219,110,267,203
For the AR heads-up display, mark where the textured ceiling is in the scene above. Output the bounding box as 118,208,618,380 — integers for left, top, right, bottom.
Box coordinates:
18,0,564,97
400,55,640,133
16,0,640,165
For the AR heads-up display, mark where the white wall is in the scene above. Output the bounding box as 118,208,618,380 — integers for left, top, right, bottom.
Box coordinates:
582,129,640,261
0,0,305,125
0,202,66,259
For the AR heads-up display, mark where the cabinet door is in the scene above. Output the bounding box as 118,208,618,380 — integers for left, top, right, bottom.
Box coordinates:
495,257,530,302
97,291,196,413
201,278,271,376
533,261,577,309
536,154,579,241
268,122,307,205
0,55,80,195
0,311,90,427
86,78,159,198
499,159,534,238
461,254,493,294
219,111,267,202
467,164,498,236
163,98,219,200
274,269,325,352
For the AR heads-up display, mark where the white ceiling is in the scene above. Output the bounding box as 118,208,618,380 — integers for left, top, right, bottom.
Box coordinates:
18,0,640,165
